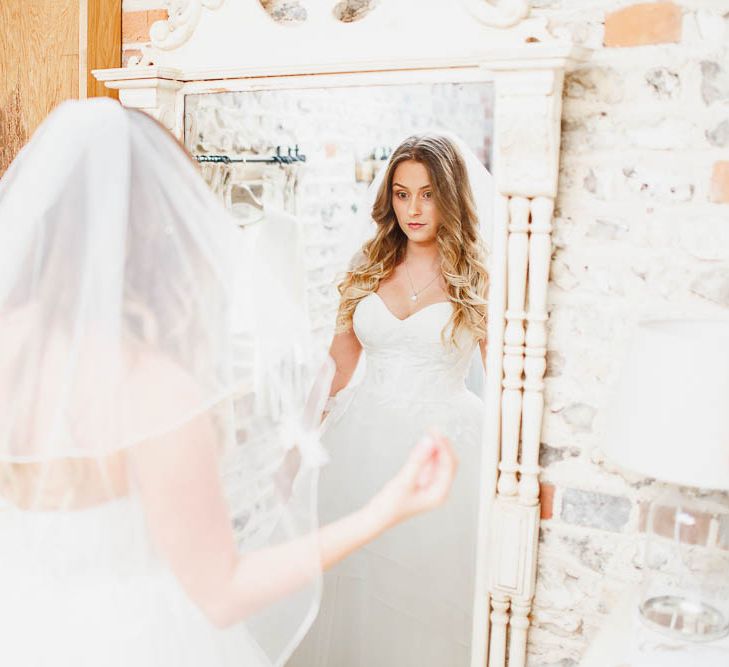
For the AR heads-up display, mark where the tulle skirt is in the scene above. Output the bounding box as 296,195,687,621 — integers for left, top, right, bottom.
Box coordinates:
289,382,484,667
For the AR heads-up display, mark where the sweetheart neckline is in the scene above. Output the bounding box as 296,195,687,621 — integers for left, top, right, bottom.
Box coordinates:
369,292,452,323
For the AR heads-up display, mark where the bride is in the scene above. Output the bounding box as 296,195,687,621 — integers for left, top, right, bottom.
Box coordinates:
0,100,459,667
290,133,491,666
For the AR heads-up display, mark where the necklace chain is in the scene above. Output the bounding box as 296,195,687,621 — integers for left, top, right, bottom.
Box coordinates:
404,261,440,302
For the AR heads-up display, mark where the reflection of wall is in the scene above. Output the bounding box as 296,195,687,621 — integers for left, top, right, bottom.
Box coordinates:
185,83,493,348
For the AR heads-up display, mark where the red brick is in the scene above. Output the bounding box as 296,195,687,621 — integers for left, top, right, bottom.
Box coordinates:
679,511,711,546
638,502,674,535
540,483,555,520
122,11,148,43
122,10,169,44
710,161,729,203
638,502,712,546
604,3,682,48
147,9,169,25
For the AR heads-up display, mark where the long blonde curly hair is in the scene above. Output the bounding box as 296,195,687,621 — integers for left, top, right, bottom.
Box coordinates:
337,133,489,345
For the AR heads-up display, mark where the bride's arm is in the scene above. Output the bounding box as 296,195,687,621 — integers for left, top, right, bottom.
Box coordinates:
327,325,362,398
130,411,456,629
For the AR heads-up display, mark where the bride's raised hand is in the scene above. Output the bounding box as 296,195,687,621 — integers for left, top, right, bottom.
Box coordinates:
364,432,458,532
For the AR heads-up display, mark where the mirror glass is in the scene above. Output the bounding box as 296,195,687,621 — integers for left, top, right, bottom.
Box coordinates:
185,80,495,666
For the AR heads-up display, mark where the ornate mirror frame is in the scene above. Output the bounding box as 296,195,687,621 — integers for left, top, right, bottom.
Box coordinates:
95,3,589,665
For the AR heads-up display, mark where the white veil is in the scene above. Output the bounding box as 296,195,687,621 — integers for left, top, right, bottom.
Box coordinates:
0,99,327,665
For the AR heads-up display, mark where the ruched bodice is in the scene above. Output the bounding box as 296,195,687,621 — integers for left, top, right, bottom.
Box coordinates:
352,293,476,400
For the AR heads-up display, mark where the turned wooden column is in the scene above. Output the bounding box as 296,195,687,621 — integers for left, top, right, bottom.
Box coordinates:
483,63,566,667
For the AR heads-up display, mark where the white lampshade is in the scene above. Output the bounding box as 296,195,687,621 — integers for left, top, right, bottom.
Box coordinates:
603,319,729,491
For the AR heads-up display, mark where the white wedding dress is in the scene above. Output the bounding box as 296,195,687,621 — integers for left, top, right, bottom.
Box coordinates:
289,292,484,667
0,496,270,667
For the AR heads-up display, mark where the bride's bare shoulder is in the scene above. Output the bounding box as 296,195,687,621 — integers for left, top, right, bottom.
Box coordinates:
126,348,204,403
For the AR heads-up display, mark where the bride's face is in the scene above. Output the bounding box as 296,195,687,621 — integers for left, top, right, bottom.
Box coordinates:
391,160,441,244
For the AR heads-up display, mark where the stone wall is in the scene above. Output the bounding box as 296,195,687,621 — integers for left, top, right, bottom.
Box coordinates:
120,2,729,665
528,2,729,664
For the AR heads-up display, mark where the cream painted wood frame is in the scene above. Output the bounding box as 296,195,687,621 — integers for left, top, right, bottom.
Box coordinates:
94,5,588,664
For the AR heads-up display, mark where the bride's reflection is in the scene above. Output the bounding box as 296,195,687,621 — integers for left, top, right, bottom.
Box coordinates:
290,132,491,667
186,83,494,665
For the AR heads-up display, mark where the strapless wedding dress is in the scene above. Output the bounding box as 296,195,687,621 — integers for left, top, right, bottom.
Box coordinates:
289,292,485,667
0,496,271,666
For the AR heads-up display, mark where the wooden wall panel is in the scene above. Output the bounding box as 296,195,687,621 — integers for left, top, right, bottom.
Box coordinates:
86,0,121,99
0,0,120,175
1,0,77,173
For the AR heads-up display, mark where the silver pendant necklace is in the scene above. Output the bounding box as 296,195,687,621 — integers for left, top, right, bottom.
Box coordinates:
404,261,440,302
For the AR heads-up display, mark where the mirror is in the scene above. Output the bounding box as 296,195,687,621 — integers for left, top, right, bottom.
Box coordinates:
185,79,495,666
